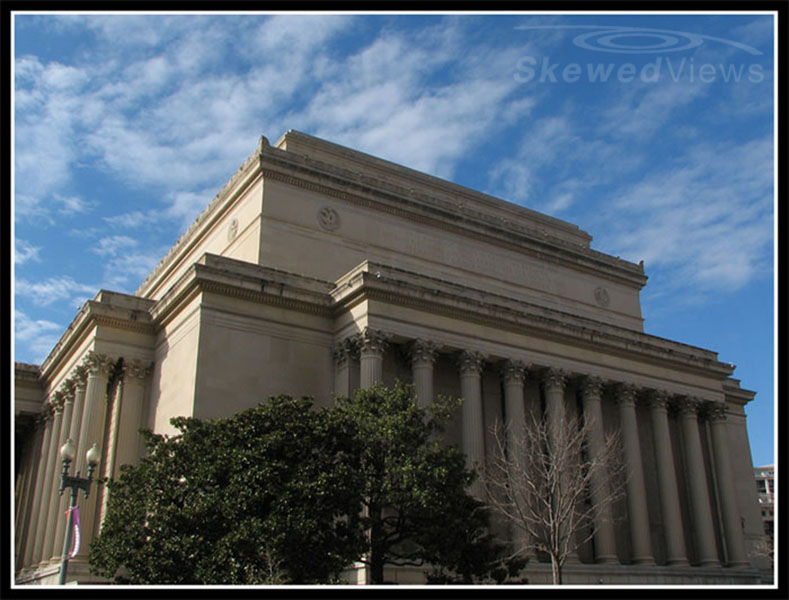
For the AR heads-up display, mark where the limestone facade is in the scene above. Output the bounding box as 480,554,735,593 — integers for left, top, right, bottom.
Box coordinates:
14,131,769,584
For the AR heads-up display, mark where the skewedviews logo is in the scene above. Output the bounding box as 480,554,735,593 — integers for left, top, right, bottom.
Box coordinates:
514,25,766,84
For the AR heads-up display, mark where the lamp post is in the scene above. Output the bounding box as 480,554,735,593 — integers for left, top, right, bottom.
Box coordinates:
57,439,100,585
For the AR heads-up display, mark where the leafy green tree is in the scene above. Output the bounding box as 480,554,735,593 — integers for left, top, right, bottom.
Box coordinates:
335,382,512,584
90,395,366,584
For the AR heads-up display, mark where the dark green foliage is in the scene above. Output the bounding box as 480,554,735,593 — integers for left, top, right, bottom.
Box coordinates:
90,383,512,585
90,396,366,584
335,382,509,584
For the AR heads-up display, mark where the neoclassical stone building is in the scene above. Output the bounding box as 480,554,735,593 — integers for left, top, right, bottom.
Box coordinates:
14,131,770,585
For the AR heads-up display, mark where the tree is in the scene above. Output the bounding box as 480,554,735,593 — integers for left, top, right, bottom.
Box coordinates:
333,382,513,584
90,395,366,584
484,411,626,585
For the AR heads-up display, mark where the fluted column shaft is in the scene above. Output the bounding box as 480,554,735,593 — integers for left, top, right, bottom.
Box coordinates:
73,352,113,562
32,399,63,567
16,419,44,569
23,411,53,569
459,350,485,498
359,329,388,389
707,403,749,567
50,382,78,563
44,389,76,563
114,360,152,471
410,340,438,409
580,377,618,564
502,360,530,556
678,398,719,566
617,384,654,565
334,338,360,398
647,391,688,566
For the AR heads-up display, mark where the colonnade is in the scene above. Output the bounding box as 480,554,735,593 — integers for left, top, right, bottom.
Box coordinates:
333,328,750,569
15,352,152,578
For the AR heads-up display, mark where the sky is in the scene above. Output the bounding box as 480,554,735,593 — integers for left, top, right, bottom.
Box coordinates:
12,12,775,467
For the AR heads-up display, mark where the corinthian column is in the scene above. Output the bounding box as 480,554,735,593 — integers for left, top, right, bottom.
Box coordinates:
358,328,389,388
32,395,63,567
73,351,114,562
113,360,153,472
677,397,719,566
22,409,53,569
616,384,654,565
501,359,530,556
459,350,486,498
707,402,749,567
333,337,360,398
49,382,77,563
647,390,688,566
580,376,618,564
410,340,438,409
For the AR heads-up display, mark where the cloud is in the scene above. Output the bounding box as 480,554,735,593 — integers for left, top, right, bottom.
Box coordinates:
597,135,773,292
15,276,98,308
14,310,64,364
14,239,41,264
91,235,139,257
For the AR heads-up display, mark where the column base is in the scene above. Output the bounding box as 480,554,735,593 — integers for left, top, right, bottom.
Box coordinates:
631,556,656,565
666,557,690,566
697,559,721,568
595,555,620,564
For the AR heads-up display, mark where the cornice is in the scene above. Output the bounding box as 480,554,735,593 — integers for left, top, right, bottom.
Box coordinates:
333,267,733,379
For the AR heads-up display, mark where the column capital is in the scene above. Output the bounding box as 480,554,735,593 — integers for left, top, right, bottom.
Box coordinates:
71,364,88,389
645,389,671,411
49,391,65,412
123,358,153,380
333,337,360,366
409,339,439,366
705,401,728,423
579,375,605,399
615,382,639,407
675,395,702,417
60,381,76,404
542,367,567,391
83,351,114,377
501,359,528,384
357,327,390,356
458,349,485,375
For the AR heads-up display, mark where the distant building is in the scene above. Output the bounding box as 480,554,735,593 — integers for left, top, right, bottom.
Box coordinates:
14,131,771,585
754,465,774,543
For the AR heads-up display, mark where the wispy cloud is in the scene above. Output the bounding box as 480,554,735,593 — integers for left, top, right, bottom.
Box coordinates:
14,310,63,363
14,239,41,265
15,276,98,308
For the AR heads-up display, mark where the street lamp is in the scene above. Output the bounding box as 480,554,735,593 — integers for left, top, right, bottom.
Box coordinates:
58,439,100,585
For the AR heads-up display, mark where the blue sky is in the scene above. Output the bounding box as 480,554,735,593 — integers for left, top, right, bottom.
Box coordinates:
12,12,775,467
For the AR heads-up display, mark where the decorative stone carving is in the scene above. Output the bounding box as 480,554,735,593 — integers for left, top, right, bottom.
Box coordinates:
124,359,153,380
646,389,671,411
83,351,114,377
580,375,604,398
60,381,75,404
458,350,485,375
357,328,390,356
615,382,639,407
227,217,239,242
48,391,65,412
317,206,340,231
409,339,439,365
333,337,360,366
705,402,727,422
542,367,567,391
676,395,702,416
501,359,528,383
71,365,88,389
594,286,610,307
